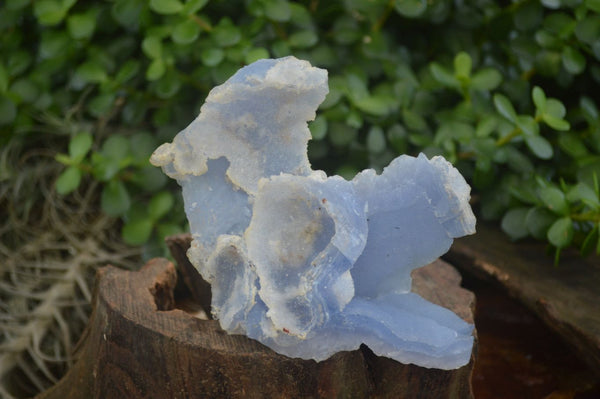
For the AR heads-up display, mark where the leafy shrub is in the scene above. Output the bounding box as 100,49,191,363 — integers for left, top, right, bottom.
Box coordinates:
2,0,600,262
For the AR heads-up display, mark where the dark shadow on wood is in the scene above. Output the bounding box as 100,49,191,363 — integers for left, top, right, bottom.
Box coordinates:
446,222,600,376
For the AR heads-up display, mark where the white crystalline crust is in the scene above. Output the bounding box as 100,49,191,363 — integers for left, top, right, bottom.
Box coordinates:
150,56,477,370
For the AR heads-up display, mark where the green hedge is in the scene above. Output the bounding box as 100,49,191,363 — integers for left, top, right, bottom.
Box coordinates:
2,0,600,262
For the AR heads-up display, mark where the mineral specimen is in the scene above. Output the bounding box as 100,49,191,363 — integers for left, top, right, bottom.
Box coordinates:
150,56,477,370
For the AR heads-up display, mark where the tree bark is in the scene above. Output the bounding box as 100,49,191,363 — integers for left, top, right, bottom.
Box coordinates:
37,235,476,399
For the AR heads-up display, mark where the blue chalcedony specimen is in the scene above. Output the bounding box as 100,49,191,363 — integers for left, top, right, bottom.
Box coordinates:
151,56,477,369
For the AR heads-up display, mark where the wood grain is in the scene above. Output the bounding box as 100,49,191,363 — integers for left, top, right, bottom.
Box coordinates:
446,222,600,375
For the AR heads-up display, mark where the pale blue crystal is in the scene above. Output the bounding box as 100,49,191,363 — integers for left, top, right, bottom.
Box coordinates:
151,56,477,370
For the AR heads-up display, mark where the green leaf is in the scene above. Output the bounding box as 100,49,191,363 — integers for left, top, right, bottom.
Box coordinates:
87,93,115,118
210,61,238,84
201,48,224,66
129,133,157,165
115,60,140,84
581,225,599,257
69,132,93,162
39,31,69,60
142,36,163,59
155,71,181,99
430,63,459,89
122,218,154,245
387,124,407,154
101,180,131,216
149,0,183,15
581,224,600,256
354,96,393,117
75,62,107,84
157,223,184,240
34,0,67,26
172,19,201,44
575,15,600,45
56,166,82,195
576,158,600,189
587,0,600,12
6,0,30,10
402,108,428,131
331,16,361,45
562,46,586,75
213,19,241,47
544,98,566,117
335,165,358,180
102,135,130,163
470,68,502,90
131,166,168,192
245,47,270,64
146,59,166,81
580,97,599,121
516,115,539,136
435,121,474,144
538,186,569,214
542,113,570,131
67,12,96,40
535,30,560,48
501,207,531,240
475,115,498,138
93,136,130,179
558,133,588,158
55,153,72,166
0,96,16,125
532,86,546,110
547,216,574,248
394,0,427,17
149,191,174,220
367,126,386,154
182,0,208,15
263,0,291,22
328,122,357,147
510,183,539,204
525,207,556,239
454,52,472,79
535,50,562,76
346,109,362,129
525,135,553,159
567,182,600,207
543,12,575,36
112,0,143,30
541,0,561,9
514,0,543,31
309,115,327,140
7,51,32,77
288,30,318,48
344,74,369,102
493,94,517,123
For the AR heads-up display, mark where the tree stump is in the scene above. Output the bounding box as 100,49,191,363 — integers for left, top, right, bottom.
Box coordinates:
37,235,477,399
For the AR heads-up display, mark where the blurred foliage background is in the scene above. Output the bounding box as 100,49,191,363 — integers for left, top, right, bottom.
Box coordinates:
2,0,600,397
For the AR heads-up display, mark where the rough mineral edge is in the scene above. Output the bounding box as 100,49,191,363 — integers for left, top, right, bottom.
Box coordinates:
151,56,476,370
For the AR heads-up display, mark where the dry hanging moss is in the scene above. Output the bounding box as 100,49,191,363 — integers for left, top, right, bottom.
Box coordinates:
0,139,142,398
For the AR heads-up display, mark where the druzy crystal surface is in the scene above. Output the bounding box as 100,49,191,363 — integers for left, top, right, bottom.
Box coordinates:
150,56,477,369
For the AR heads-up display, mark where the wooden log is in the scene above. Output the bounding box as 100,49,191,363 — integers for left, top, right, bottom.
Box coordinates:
446,222,600,376
37,236,477,399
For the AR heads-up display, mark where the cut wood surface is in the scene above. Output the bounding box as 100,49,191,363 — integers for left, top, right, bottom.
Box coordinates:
446,222,600,375
37,235,477,399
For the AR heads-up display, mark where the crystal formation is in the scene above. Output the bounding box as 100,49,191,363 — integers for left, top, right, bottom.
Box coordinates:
151,56,477,369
